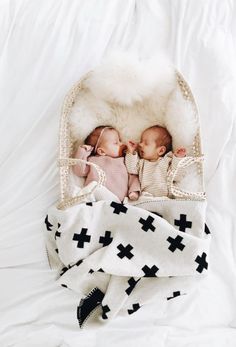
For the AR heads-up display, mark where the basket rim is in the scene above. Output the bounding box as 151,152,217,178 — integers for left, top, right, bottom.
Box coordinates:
57,68,205,210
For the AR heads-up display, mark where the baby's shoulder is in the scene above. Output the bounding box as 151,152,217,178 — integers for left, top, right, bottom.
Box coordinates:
88,155,102,163
164,151,173,159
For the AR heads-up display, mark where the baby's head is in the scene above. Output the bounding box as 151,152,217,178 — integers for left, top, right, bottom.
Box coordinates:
85,125,126,158
138,125,172,161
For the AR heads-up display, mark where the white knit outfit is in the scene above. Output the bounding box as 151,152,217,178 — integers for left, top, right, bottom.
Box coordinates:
125,151,182,197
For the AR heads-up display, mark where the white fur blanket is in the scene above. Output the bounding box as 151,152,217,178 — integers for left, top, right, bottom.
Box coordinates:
45,199,211,329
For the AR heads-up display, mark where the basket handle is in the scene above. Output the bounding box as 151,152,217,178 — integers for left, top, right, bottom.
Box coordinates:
57,158,106,209
167,156,206,200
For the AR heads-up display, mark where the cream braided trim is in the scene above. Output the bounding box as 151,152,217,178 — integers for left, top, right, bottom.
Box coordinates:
168,156,206,200
58,157,106,186
57,157,106,210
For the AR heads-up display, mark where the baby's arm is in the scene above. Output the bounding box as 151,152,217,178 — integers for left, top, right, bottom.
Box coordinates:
73,145,93,177
126,140,138,155
128,174,141,201
168,147,187,180
125,141,141,200
125,140,141,175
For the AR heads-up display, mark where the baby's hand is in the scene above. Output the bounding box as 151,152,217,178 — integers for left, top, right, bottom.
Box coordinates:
127,140,138,154
128,191,139,201
174,147,186,158
80,144,94,152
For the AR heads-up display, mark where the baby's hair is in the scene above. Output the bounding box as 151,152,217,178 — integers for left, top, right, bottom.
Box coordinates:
148,125,172,154
84,125,115,154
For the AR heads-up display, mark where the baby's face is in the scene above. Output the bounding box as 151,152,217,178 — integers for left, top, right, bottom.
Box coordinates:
138,128,163,161
98,129,126,158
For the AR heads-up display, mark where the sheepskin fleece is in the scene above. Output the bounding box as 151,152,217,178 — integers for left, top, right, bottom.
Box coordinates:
70,52,198,152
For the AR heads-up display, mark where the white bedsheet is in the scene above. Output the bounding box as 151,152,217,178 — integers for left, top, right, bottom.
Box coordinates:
1,0,236,346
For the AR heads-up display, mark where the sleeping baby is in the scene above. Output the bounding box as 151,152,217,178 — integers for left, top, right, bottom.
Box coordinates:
73,125,140,202
125,125,186,200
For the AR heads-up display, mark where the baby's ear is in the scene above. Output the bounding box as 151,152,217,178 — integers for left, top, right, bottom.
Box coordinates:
157,146,166,156
97,147,106,156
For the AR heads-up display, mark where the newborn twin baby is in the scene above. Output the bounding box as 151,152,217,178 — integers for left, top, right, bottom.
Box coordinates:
73,125,186,202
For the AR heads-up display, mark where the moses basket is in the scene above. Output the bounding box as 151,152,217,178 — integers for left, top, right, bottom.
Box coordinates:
57,55,206,209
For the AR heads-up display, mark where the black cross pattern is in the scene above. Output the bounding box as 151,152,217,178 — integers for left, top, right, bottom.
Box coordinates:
139,215,156,232
128,303,141,315
54,222,61,239
72,228,91,248
204,224,211,234
60,267,68,275
142,265,159,277
61,260,83,277
167,291,186,300
102,305,110,319
117,244,134,259
60,265,71,276
75,259,83,267
99,231,113,247
89,268,104,274
54,230,61,239
125,277,141,295
174,214,192,232
110,201,128,215
150,211,163,218
167,235,186,252
195,252,208,273
45,215,53,231
63,260,83,275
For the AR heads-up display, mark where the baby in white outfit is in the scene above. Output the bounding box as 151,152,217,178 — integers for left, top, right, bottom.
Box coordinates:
125,125,186,200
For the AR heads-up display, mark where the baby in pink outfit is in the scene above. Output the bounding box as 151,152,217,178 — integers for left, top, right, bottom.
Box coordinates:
73,126,140,202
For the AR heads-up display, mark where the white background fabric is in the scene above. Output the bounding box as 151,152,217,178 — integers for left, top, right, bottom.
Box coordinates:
0,0,235,346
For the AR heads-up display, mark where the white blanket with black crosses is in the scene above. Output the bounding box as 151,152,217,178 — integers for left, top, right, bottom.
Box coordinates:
44,199,211,328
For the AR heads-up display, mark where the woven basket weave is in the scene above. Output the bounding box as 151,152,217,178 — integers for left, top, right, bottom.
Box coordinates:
57,70,206,210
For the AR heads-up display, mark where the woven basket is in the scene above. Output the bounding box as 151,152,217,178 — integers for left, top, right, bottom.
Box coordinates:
57,69,206,210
